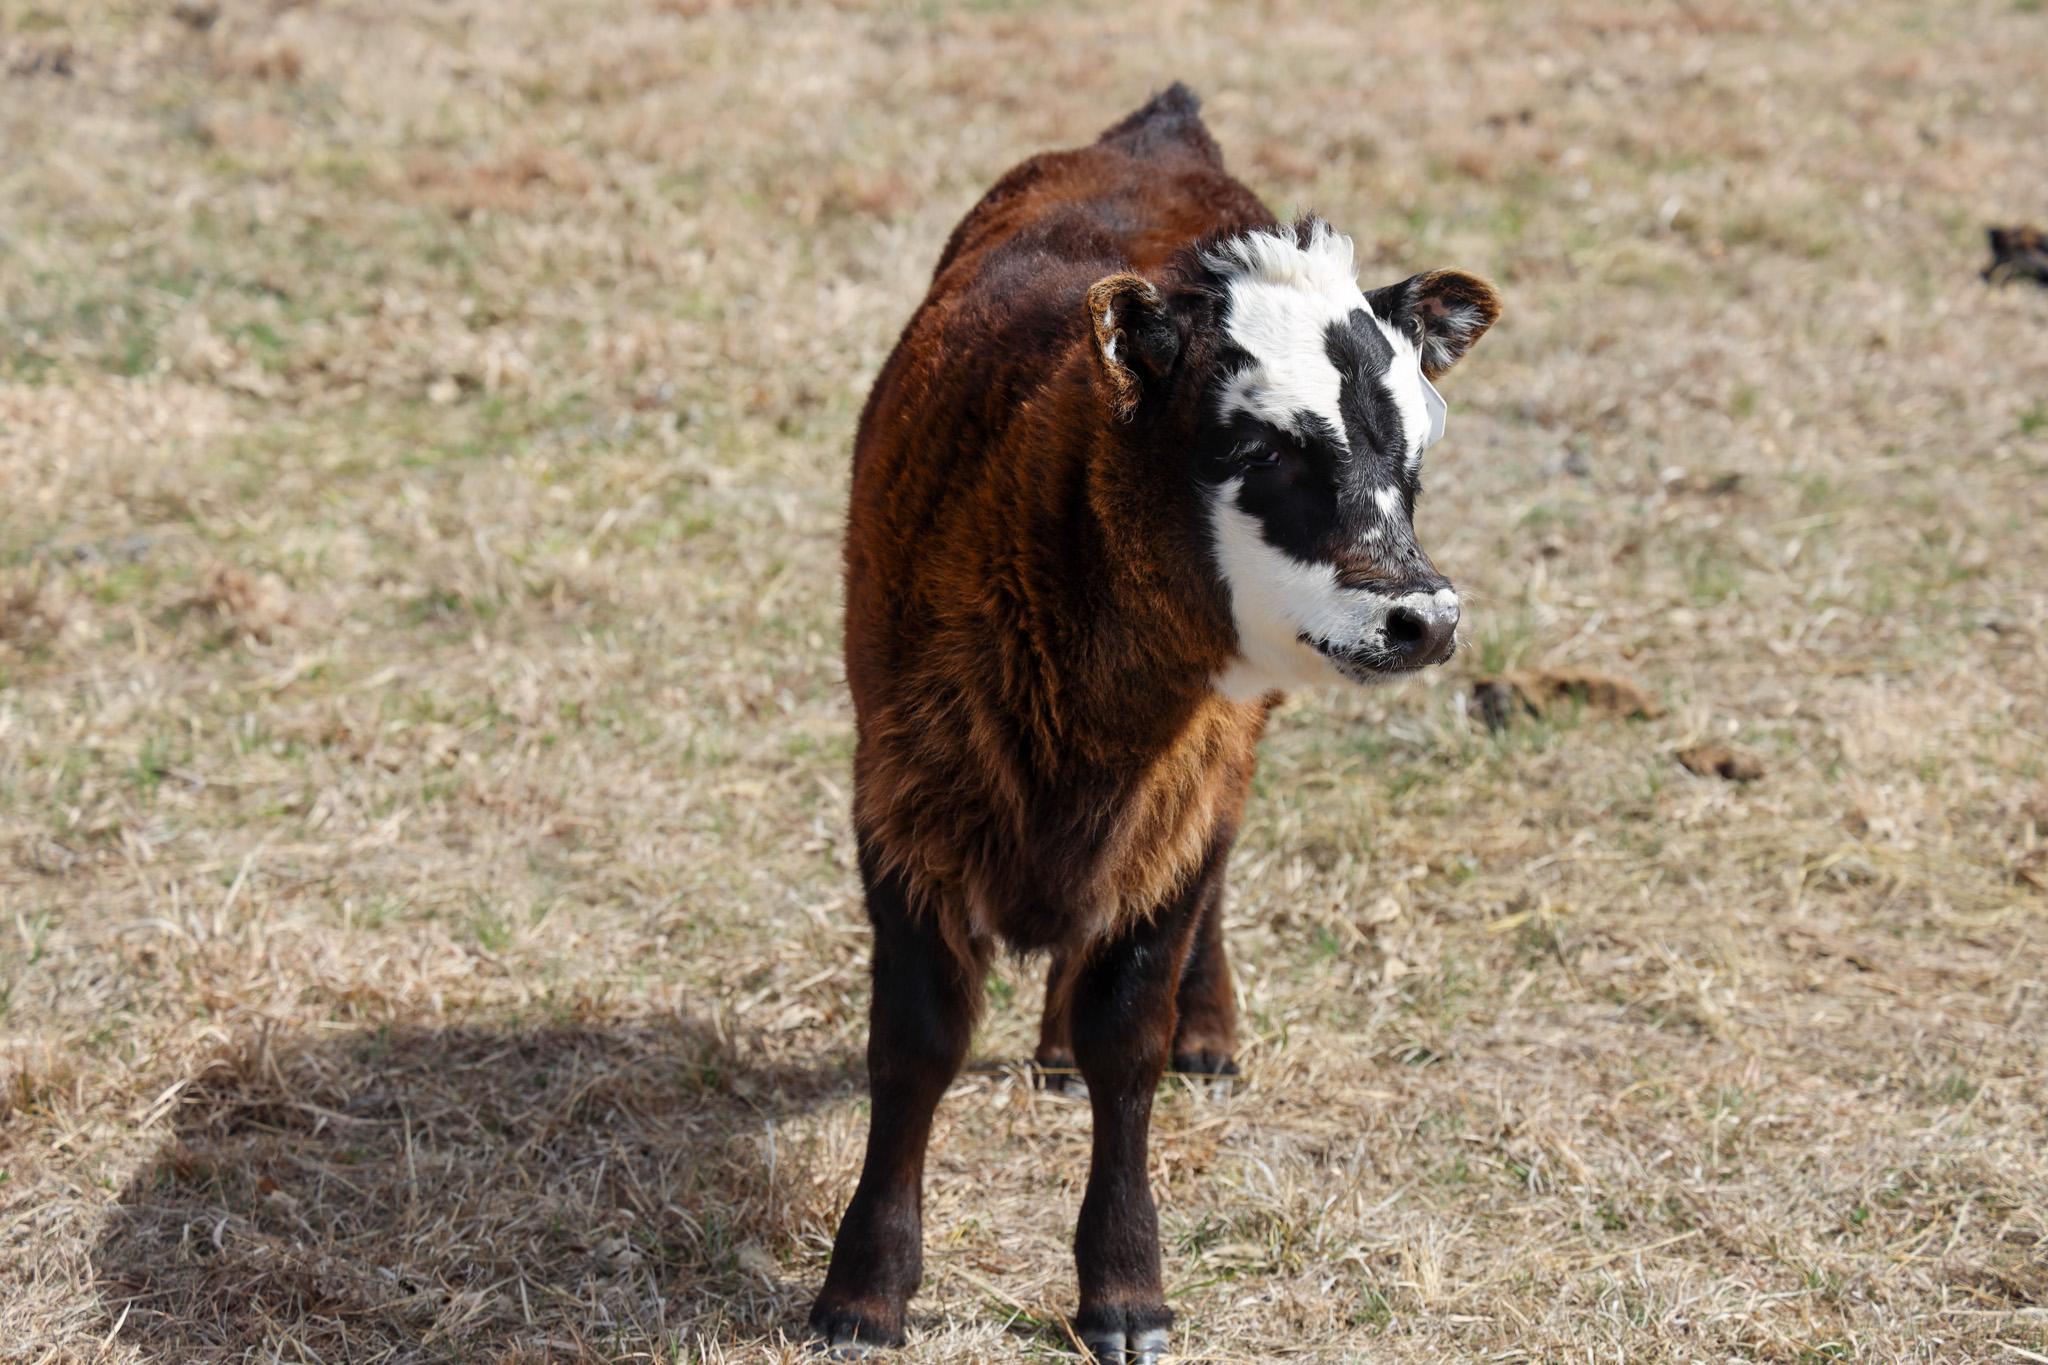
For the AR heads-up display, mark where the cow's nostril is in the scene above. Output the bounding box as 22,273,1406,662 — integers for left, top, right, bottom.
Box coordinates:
1385,607,1428,650
1383,597,1458,666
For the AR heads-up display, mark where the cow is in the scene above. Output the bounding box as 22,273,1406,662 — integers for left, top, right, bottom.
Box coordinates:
809,83,1501,1362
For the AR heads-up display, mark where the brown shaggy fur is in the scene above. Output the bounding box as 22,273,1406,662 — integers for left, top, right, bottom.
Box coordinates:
843,90,1277,957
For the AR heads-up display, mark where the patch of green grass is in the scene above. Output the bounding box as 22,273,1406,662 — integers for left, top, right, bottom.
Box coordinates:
129,734,187,797
403,586,492,626
1929,1071,1978,1106
1472,617,1537,675
1382,764,1429,805
1350,1282,1395,1329
470,906,514,954
1684,543,1740,608
1796,473,1842,513
1706,1087,1749,1121
1431,1151,1475,1186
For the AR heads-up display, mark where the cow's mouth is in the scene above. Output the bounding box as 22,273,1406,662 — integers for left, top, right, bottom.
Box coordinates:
1302,632,1453,681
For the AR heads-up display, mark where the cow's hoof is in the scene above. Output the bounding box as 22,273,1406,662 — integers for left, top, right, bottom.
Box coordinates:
808,1302,903,1357
1169,1047,1238,1081
1074,1306,1171,1364
1034,1050,1087,1097
1077,1326,1168,1364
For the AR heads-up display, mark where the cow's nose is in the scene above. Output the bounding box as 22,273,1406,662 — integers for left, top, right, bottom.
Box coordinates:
1383,591,1460,666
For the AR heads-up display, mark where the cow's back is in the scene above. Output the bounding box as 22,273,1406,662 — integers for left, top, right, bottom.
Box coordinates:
845,89,1273,654
930,87,1272,338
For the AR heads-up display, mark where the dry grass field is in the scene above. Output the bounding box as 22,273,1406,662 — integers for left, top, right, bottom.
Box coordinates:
4,0,2046,1361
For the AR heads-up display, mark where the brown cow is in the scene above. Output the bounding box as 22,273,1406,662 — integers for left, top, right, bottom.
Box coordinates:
810,84,1500,1361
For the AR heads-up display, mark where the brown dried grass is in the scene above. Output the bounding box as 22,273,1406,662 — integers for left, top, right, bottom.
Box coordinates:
2,0,2045,1361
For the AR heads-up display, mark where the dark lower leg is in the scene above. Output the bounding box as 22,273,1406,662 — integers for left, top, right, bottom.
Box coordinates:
810,857,984,1350
1066,879,1207,1363
1170,875,1237,1076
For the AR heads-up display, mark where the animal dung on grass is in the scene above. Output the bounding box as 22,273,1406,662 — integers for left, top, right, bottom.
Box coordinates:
1982,226,2048,287
189,561,296,640
1675,742,1766,783
1471,667,1663,732
2011,848,2047,892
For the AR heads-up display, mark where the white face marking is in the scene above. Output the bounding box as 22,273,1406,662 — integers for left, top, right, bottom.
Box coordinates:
1213,276,1353,447
1390,348,1434,474
1208,480,1462,700
1208,225,1437,467
1200,227,1463,697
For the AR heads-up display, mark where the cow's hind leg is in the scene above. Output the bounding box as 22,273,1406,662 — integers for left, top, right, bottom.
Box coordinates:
1065,848,1215,1364
1042,856,1234,1094
1033,950,1081,1092
1169,866,1237,1078
809,848,985,1355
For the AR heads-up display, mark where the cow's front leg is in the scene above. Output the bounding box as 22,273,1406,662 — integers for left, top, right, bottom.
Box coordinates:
1065,852,1213,1364
810,848,986,1355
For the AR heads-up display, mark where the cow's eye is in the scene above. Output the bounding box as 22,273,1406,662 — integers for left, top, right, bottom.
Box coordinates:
1241,447,1281,469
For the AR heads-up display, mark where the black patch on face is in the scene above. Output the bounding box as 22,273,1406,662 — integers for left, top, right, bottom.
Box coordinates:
1188,341,1258,486
1193,394,1344,565
1326,309,1412,492
1191,303,1435,586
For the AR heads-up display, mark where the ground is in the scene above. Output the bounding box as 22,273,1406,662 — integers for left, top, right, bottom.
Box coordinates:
2,1,2045,1361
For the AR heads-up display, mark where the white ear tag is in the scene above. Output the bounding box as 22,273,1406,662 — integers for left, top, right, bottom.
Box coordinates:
1419,369,1447,450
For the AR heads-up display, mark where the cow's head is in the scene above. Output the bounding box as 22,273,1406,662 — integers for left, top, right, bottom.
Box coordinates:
1089,220,1500,699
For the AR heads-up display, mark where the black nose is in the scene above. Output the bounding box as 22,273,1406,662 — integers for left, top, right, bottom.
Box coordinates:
1383,594,1460,666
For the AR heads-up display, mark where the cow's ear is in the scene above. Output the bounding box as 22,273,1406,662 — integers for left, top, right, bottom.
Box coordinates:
1087,274,1182,420
1366,270,1502,379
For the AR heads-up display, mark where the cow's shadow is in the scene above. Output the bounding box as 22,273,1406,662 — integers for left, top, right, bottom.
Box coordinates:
93,1014,858,1363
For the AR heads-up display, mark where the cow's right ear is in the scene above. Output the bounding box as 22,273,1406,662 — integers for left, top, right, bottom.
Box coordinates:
1087,274,1181,420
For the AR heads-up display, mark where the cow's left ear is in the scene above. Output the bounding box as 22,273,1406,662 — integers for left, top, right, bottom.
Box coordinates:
1087,274,1182,420
1366,270,1502,379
